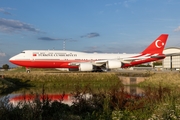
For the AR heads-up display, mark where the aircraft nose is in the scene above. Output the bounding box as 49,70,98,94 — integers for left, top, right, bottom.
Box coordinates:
9,56,15,61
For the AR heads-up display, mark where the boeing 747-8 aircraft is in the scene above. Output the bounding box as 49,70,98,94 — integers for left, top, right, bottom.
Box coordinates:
9,34,168,72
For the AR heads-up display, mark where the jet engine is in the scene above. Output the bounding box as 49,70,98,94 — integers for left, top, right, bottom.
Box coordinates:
78,63,94,71
106,60,122,69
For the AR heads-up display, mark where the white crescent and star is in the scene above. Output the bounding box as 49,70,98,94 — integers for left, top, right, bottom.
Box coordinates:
155,40,164,48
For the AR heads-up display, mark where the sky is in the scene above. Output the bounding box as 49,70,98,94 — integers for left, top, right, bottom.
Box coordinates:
0,0,180,67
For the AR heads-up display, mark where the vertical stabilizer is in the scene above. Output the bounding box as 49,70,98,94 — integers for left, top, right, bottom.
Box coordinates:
141,34,168,55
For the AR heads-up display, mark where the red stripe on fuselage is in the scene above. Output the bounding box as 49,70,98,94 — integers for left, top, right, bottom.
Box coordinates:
122,57,164,68
9,59,88,68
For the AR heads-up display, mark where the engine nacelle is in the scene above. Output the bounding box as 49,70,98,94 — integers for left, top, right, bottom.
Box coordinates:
106,60,122,69
79,63,93,71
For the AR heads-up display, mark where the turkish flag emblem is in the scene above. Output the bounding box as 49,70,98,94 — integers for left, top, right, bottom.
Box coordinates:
33,53,37,56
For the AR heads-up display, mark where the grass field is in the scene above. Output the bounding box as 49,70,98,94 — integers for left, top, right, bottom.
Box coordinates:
1,68,180,119
0,68,121,94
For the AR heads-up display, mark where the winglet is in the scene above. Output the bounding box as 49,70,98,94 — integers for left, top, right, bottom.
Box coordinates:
141,34,168,55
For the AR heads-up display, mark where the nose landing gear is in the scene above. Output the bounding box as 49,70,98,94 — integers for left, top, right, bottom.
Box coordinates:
26,67,31,73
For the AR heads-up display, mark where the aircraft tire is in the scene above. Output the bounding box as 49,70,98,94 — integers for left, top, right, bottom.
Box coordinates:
26,70,31,73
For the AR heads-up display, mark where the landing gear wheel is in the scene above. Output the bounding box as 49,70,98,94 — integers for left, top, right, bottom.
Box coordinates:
26,69,31,73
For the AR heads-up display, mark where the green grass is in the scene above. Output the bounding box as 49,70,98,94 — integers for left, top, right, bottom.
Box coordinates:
139,72,180,89
1,70,120,94
2,69,180,119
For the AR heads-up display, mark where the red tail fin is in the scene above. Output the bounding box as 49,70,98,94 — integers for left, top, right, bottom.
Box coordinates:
141,34,168,55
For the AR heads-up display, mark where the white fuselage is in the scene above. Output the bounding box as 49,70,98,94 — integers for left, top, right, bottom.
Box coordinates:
9,50,140,69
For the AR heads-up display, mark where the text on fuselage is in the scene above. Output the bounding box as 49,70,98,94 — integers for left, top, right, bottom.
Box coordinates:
33,53,77,57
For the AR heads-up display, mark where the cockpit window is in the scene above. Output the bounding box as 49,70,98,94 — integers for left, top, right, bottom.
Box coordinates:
21,52,25,53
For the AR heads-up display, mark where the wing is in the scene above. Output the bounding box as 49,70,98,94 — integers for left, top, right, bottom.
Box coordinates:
68,56,151,67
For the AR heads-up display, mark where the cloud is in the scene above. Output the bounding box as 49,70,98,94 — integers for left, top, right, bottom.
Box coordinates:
38,37,61,41
38,37,77,42
0,18,40,33
82,46,104,53
105,0,136,8
83,50,103,53
123,1,129,7
0,8,12,15
81,32,100,38
105,2,121,6
174,26,180,32
0,52,6,57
